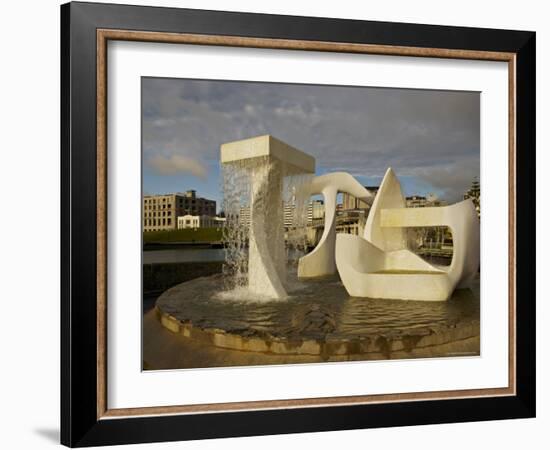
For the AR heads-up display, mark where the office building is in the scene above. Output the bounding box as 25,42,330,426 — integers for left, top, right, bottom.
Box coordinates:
341,186,379,211
143,190,216,232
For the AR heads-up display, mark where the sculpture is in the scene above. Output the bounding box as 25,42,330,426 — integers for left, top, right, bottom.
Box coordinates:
220,135,479,302
335,168,480,301
297,173,373,278
221,135,315,299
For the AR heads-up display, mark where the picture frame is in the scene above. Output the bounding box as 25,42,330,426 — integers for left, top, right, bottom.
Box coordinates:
60,1,536,447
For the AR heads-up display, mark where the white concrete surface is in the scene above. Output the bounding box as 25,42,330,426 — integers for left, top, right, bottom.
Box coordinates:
363,168,408,251
298,172,373,277
337,168,480,301
381,200,480,289
221,134,315,173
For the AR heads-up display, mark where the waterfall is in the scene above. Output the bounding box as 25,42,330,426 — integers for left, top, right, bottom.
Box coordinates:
221,155,312,300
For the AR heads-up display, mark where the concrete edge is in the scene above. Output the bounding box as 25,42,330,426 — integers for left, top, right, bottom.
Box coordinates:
154,306,480,358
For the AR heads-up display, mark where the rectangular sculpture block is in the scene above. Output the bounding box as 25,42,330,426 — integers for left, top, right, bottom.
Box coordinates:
220,134,315,173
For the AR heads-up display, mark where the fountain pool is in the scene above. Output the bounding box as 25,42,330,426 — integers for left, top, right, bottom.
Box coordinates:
155,269,479,360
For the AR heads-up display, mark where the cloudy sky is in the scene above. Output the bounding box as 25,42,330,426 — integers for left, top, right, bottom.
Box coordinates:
142,77,479,210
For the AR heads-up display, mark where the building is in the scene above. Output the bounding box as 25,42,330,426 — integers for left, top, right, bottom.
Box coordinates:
240,200,325,229
307,200,325,225
463,179,481,217
283,204,296,228
213,217,226,228
336,209,367,236
177,215,217,229
341,186,379,211
283,200,325,228
405,193,446,208
405,194,427,208
143,190,216,232
238,206,251,227
403,194,451,255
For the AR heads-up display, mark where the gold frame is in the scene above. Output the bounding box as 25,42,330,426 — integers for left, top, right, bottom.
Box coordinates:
96,29,516,420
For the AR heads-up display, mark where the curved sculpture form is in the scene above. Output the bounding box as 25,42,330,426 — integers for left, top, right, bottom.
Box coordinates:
298,172,373,278
363,168,407,251
336,167,480,301
247,162,287,299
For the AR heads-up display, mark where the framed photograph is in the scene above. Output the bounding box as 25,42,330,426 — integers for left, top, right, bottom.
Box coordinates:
61,1,536,447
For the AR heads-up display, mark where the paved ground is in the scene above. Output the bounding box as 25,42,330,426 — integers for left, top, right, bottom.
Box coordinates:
142,309,321,369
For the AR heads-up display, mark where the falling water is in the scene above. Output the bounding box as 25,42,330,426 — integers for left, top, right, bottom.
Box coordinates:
220,156,256,292
283,172,313,265
221,156,313,299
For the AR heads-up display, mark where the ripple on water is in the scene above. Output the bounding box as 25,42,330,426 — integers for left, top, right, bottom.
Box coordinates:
157,271,480,340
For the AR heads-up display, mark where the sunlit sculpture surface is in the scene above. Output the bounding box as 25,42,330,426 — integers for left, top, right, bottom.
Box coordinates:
297,173,373,278
335,168,480,301
221,134,479,302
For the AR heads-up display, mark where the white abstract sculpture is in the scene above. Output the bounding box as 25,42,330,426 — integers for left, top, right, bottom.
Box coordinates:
220,133,479,302
335,168,480,301
221,135,315,299
298,173,373,278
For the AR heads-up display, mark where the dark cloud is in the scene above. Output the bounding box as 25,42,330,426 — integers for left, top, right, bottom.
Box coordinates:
142,77,479,202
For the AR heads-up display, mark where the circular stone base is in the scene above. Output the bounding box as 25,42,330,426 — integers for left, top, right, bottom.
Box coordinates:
155,273,480,359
